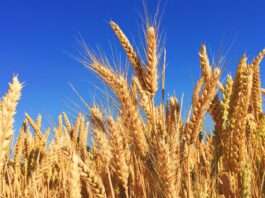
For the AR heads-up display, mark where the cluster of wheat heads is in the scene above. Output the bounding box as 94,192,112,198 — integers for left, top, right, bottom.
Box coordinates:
0,20,265,198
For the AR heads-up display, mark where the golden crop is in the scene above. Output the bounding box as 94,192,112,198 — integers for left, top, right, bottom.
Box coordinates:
0,19,264,198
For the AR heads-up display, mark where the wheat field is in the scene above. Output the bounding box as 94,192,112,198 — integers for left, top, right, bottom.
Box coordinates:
0,18,264,198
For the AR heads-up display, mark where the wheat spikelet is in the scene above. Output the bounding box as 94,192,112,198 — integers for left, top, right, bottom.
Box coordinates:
257,113,265,138
192,77,204,107
220,75,234,130
131,77,152,122
241,160,252,198
208,96,221,126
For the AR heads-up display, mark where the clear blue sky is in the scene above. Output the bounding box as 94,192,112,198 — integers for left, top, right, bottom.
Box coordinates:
0,0,264,133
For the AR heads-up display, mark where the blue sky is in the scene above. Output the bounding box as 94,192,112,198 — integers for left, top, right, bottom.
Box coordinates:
0,0,265,133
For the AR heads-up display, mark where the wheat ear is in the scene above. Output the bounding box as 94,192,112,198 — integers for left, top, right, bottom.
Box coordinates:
78,115,88,150
108,117,129,194
63,112,72,132
224,55,253,173
71,113,82,145
145,26,158,96
0,76,22,170
90,107,112,172
109,21,146,87
69,153,82,198
86,59,148,157
214,74,234,155
199,44,212,81
25,113,45,145
250,49,265,120
78,155,107,198
185,68,220,144
14,122,26,173
155,138,178,198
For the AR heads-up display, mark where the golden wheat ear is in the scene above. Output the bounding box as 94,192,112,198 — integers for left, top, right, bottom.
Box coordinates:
69,153,82,198
71,113,82,145
223,55,253,173
144,26,158,96
211,74,234,153
250,49,265,119
109,21,141,68
25,113,45,145
78,115,88,149
199,44,225,93
184,45,221,144
14,121,26,173
84,58,148,157
0,76,22,170
107,117,129,195
90,106,112,171
90,106,105,132
62,112,72,131
199,44,212,81
109,21,146,87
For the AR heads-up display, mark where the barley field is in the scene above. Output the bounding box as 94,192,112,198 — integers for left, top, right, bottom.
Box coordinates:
0,10,265,198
